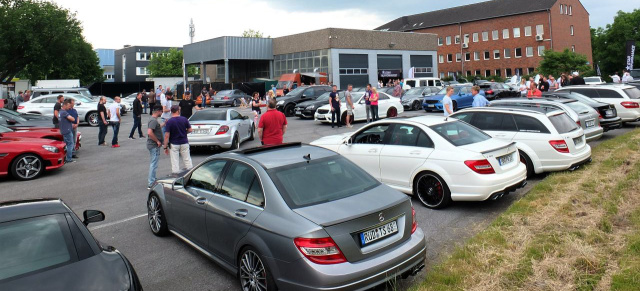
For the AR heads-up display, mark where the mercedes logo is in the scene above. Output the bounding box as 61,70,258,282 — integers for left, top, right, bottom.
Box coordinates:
379,212,385,222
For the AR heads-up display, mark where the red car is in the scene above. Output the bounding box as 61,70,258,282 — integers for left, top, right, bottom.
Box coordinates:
2,125,81,151
0,133,67,181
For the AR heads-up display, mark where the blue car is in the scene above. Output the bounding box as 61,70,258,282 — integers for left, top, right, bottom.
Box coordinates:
422,85,475,112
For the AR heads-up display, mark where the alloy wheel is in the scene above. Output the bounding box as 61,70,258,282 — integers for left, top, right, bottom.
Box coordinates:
416,174,445,207
148,196,162,234
88,112,99,127
413,101,422,111
13,155,42,180
387,107,398,118
240,250,268,291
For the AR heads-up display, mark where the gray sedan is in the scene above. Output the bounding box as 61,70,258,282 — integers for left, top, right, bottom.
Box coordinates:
188,108,254,150
147,143,426,291
212,90,248,107
401,87,439,110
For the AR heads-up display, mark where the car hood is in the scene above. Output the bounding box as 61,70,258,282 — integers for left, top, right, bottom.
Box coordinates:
402,95,422,101
424,94,446,101
19,114,50,121
296,100,325,107
310,132,353,145
0,136,65,146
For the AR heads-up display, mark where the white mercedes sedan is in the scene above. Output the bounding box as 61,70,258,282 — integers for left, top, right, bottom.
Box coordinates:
187,108,254,150
314,92,404,124
311,116,527,208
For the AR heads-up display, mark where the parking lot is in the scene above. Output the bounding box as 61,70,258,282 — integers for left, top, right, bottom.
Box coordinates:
1,107,637,290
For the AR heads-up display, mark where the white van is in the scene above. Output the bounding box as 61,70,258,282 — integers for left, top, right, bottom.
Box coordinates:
32,87,93,99
403,78,444,90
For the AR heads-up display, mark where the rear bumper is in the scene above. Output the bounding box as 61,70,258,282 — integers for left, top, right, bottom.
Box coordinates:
273,228,426,291
569,157,592,170
617,109,640,122
538,145,592,173
187,133,233,148
212,100,234,106
449,162,528,201
600,117,622,131
584,127,604,142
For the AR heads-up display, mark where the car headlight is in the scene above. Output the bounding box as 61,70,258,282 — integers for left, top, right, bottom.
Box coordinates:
42,145,59,153
306,105,315,110
277,100,284,105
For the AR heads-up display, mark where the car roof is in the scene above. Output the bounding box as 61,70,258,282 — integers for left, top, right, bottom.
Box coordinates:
32,88,88,90
406,115,459,126
0,198,69,223
562,84,635,89
229,143,338,169
494,97,575,105
33,93,84,99
456,106,564,116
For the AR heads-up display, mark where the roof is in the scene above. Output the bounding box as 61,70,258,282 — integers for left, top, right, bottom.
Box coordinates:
375,0,558,32
456,106,563,116
0,199,69,223
494,97,576,105
407,115,458,126
233,143,338,169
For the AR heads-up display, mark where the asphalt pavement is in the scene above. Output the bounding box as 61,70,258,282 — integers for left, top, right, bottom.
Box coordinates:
1,107,637,291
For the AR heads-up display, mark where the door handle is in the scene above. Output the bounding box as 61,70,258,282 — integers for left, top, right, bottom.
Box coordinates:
368,149,377,153
410,150,421,155
235,209,248,218
196,197,207,205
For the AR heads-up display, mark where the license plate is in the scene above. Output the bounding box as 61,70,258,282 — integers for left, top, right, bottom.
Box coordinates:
360,220,398,246
605,109,613,116
574,136,583,146
316,114,324,119
498,153,514,166
428,104,435,108
295,110,302,114
193,129,209,134
586,120,595,128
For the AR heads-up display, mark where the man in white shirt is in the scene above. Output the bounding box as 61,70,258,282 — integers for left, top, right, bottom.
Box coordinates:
108,96,122,148
610,72,621,83
622,70,634,83
442,86,454,117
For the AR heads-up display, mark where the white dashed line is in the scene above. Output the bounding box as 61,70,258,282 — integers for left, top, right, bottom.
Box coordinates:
89,213,147,231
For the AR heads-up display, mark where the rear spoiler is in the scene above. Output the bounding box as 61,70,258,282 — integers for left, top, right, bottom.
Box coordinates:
481,142,516,155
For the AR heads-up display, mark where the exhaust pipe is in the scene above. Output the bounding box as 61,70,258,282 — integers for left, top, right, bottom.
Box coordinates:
411,263,425,276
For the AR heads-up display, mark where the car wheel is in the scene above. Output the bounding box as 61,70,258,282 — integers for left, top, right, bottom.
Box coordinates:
147,194,169,236
519,150,535,177
233,99,240,107
248,125,255,141
412,101,422,111
86,111,99,127
452,101,458,112
341,112,347,125
387,107,398,118
238,247,276,291
414,172,451,209
11,154,43,181
232,133,240,150
284,105,295,117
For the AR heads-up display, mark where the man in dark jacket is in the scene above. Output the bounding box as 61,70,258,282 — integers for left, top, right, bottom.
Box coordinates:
129,92,145,139
569,72,585,86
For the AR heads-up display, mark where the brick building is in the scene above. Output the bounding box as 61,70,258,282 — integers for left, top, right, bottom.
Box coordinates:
375,0,592,79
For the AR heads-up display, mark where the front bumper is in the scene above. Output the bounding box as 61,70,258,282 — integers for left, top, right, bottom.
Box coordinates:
422,102,442,111
449,162,528,201
273,228,426,291
187,133,233,148
43,152,66,171
295,108,316,118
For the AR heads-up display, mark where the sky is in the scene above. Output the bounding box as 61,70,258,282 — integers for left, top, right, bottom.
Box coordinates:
49,0,640,49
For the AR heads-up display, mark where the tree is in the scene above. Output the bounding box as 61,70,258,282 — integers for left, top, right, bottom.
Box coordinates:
537,49,591,77
146,48,197,77
591,9,640,77
241,29,269,38
0,0,103,85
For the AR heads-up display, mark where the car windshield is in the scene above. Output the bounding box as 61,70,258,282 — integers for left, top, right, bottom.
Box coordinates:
316,92,331,101
215,90,233,96
268,156,380,209
77,90,92,98
564,101,592,114
549,113,579,133
0,125,13,133
406,88,424,95
623,88,640,99
73,95,94,103
584,77,601,82
283,86,306,97
429,120,491,146
276,81,291,89
563,93,597,104
435,88,450,95
189,110,227,121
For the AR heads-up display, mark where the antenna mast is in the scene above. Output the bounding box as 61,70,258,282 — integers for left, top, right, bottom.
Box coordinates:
189,18,195,44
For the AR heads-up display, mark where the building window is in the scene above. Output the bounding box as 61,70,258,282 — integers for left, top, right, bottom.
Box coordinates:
447,54,453,62
439,55,444,63
475,70,481,76
538,45,545,56
572,45,576,52
536,25,544,35
456,53,462,62
528,68,535,74
413,67,431,73
446,36,451,45
104,74,114,80
513,27,521,38
506,68,512,77
474,51,480,61
494,50,500,59
465,52,471,61
492,30,499,40
473,33,479,42
466,71,472,76
560,4,564,14
495,69,501,77
455,35,460,44
504,48,511,58
136,67,149,75
515,48,522,58
503,29,509,39
570,25,574,36
136,52,151,61
569,5,572,15
485,70,491,77
526,47,534,57
463,34,469,44
438,37,443,46
339,68,368,75
440,72,445,78
524,26,532,36
484,51,490,60
482,31,489,41
515,68,523,76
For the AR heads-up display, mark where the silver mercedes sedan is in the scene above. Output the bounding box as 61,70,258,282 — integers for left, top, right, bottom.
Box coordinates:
188,108,254,150
147,143,426,291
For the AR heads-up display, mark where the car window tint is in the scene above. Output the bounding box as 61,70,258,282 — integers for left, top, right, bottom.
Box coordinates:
549,113,579,134
190,110,227,121
0,214,75,281
220,162,256,202
416,131,434,148
246,179,265,207
623,88,640,99
429,121,491,146
595,89,623,98
451,112,473,123
46,97,58,103
513,115,550,133
188,160,227,191
405,80,416,88
471,112,505,131
501,114,518,131
353,124,390,144
229,110,241,120
304,88,314,97
389,124,420,146
378,93,390,100
567,89,598,98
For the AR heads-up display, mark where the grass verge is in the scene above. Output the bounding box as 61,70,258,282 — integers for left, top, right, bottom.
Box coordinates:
414,129,640,291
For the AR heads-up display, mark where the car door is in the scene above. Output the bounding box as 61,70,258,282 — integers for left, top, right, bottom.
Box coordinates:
377,94,392,117
457,87,474,108
229,110,246,139
206,161,264,264
379,124,434,189
353,94,367,121
469,112,518,140
166,159,228,248
39,97,57,116
339,123,391,180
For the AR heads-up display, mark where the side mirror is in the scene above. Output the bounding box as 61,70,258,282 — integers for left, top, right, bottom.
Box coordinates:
173,177,185,191
359,100,365,104
76,102,82,106
301,94,307,98
344,137,353,146
6,119,17,125
83,210,105,226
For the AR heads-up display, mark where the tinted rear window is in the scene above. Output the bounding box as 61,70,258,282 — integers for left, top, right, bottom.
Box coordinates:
429,120,491,146
549,113,579,134
215,90,233,96
623,88,640,99
564,101,592,114
190,110,227,121
268,156,379,208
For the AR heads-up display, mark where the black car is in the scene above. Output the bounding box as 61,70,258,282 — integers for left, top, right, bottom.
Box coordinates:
0,108,53,128
294,91,343,118
542,92,622,131
478,82,519,100
276,85,332,116
0,199,142,290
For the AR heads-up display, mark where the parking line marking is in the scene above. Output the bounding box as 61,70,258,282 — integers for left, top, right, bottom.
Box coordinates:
90,213,146,231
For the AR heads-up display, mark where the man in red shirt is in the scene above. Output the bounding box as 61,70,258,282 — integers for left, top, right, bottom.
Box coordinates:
258,98,287,145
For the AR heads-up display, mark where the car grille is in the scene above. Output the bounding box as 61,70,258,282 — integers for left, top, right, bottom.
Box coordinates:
317,109,329,114
425,100,439,104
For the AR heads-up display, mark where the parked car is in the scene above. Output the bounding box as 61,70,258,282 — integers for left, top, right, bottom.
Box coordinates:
0,132,66,180
89,96,126,116
451,107,592,177
311,117,527,208
378,86,401,98
276,85,332,116
0,125,81,152
555,85,640,123
583,76,606,85
422,85,473,112
0,108,53,128
147,143,426,290
17,94,102,126
0,199,142,290
31,87,93,99
490,98,604,142
294,91,341,119
402,87,439,111
211,90,249,108
478,82,519,100
187,108,254,150
542,92,622,132
315,92,403,124
403,77,444,90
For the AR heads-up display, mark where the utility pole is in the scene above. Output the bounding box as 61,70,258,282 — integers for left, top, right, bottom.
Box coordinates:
184,19,195,94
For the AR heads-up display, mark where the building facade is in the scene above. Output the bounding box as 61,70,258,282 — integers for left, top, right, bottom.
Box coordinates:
94,49,115,82
376,0,592,79
114,46,177,82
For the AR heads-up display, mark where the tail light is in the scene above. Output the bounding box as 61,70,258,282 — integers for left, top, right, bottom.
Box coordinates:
485,90,494,95
223,96,229,100
411,207,417,234
17,106,24,110
576,120,581,126
215,125,229,135
549,140,569,153
597,112,603,119
621,101,639,109
464,159,495,174
293,237,347,264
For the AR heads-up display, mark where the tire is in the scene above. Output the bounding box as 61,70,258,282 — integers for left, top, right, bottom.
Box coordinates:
452,101,458,112
231,133,240,150
519,150,535,177
414,172,451,209
10,154,44,181
86,111,99,127
341,112,347,125
233,99,240,107
248,125,255,141
284,105,295,117
147,194,169,236
387,107,398,118
412,101,422,111
238,247,277,291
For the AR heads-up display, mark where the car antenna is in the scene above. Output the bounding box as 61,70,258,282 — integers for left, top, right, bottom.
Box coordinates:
303,154,311,163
